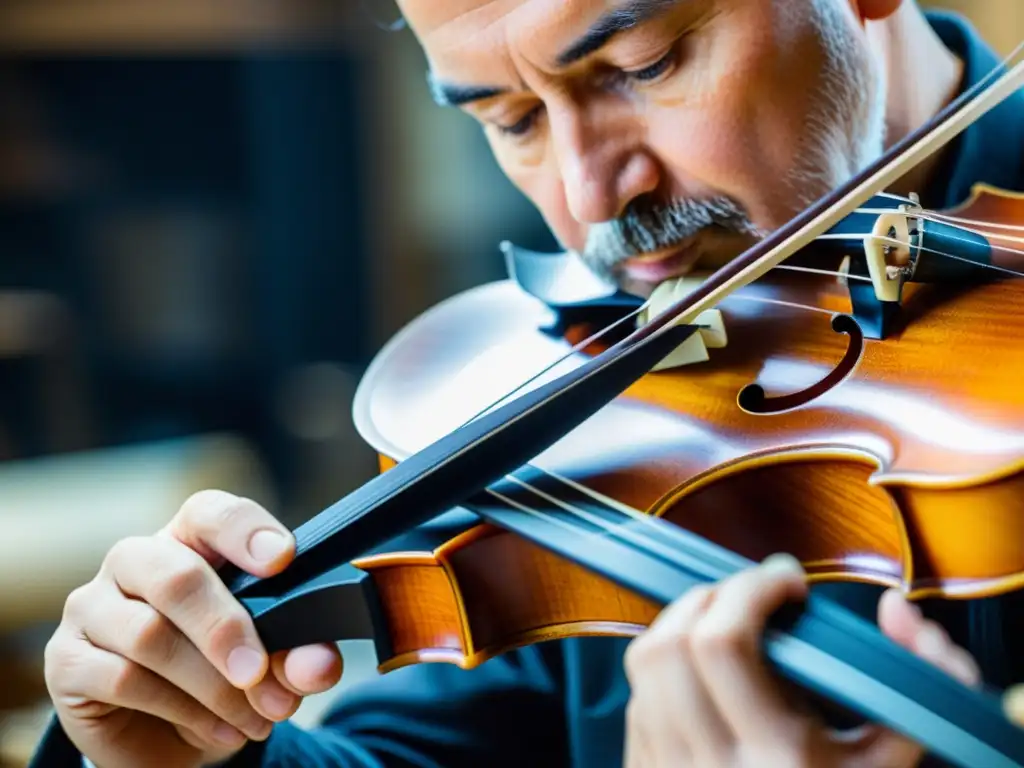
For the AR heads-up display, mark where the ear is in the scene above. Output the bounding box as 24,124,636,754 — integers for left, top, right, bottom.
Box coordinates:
850,0,904,22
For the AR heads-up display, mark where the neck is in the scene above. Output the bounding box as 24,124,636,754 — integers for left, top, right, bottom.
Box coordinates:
866,3,965,199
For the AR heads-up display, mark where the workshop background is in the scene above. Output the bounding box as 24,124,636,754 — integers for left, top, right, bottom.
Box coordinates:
0,1,1017,764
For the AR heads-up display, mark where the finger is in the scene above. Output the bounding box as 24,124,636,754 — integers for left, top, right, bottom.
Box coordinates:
103,535,269,689
843,589,988,767
878,589,981,687
73,583,273,737
270,644,343,697
244,669,302,722
623,700,664,768
253,645,343,719
688,554,810,748
625,585,732,763
1003,685,1024,727
830,721,925,768
50,631,249,752
161,489,294,577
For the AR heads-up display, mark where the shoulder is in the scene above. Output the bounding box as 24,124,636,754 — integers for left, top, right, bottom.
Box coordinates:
924,9,1024,203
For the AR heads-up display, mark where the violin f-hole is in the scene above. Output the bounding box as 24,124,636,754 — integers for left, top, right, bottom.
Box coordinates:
737,314,864,414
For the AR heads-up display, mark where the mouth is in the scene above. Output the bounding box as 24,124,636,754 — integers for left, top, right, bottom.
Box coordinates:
617,241,702,284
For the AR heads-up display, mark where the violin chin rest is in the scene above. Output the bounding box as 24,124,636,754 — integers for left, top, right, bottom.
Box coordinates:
638,276,728,372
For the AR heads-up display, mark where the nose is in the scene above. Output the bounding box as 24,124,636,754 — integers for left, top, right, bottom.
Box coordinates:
549,105,661,224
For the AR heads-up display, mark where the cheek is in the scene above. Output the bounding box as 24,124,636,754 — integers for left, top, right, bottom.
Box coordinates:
644,5,836,227
491,142,589,251
646,98,804,227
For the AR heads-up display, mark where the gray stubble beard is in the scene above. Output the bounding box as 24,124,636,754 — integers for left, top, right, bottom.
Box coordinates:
574,0,888,286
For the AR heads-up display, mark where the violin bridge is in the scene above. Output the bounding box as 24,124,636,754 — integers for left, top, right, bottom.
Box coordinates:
637,276,728,371
862,197,923,302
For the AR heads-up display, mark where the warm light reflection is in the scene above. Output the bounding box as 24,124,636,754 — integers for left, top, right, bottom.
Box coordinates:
757,357,1024,454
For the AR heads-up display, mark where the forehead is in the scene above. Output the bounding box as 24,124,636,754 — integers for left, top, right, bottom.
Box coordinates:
396,0,616,80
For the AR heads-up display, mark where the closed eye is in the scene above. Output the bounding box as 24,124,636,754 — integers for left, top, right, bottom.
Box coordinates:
497,106,542,136
622,47,677,83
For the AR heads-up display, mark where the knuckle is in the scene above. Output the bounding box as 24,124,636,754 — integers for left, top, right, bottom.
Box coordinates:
62,582,94,624
217,497,256,530
103,535,147,572
106,657,138,701
180,488,233,517
212,681,253,721
203,608,252,652
43,634,74,693
127,607,180,666
623,632,671,683
155,551,210,606
623,635,650,681
44,637,98,705
180,489,262,533
690,617,742,657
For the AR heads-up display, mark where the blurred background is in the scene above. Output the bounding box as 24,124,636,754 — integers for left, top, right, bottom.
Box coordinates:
0,1,1019,764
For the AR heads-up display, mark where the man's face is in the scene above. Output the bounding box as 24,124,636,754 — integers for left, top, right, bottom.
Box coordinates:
396,0,887,296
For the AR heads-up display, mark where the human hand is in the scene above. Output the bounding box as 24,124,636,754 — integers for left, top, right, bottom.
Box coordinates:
622,553,983,767
43,490,344,768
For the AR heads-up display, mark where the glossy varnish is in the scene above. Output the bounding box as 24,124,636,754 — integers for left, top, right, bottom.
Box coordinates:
349,214,1024,671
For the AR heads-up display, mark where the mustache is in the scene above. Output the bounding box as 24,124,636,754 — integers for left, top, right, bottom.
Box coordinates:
578,195,763,278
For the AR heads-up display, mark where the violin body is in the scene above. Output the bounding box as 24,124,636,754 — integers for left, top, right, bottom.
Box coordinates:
349,213,1024,673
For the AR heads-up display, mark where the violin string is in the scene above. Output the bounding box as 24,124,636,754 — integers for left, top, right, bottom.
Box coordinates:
855,206,1024,233
471,200,1024,430
483,485,726,588
417,45,1024,650
885,236,1024,279
773,264,872,282
912,211,1024,248
452,301,653,425
480,227,1024,531
873,191,919,205
910,208,1024,233
436,238,1024,582
819,231,1024,280
422,207,1024,555
838,209,1024,246
835,205,1024,261
452,41,1024,581
485,476,739,584
494,249,1024,561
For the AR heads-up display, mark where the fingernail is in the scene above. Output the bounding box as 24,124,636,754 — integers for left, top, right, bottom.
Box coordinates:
248,529,289,562
261,688,297,719
214,721,246,746
227,646,265,687
761,553,804,576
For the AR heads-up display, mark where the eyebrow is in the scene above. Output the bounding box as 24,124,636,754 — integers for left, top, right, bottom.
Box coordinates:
427,73,507,107
557,0,680,67
428,0,680,108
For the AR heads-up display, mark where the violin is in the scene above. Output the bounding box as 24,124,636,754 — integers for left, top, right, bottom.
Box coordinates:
217,42,1024,768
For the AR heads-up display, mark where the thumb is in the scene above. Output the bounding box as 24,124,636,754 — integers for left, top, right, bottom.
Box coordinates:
159,489,296,577
835,589,983,767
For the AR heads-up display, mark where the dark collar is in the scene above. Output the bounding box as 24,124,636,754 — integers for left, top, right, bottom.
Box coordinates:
921,10,1024,209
